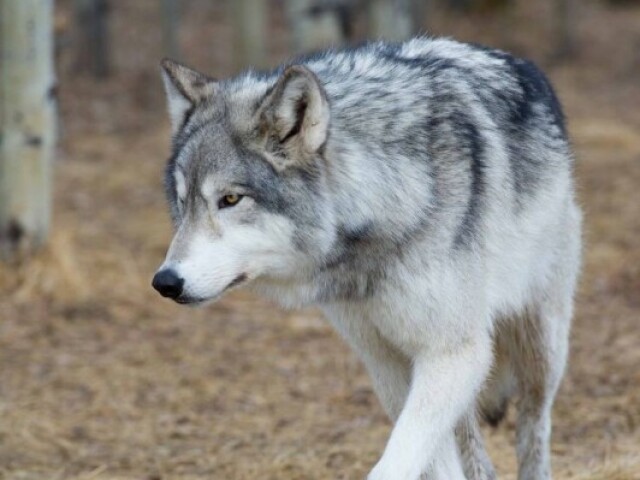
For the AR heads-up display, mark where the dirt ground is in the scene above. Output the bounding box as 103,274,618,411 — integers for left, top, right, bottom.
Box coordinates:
1,1,639,479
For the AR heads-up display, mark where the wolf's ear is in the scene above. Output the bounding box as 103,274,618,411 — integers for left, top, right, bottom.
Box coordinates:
258,65,330,162
160,59,217,135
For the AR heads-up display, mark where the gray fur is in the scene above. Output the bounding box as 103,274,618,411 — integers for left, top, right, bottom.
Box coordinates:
155,36,582,480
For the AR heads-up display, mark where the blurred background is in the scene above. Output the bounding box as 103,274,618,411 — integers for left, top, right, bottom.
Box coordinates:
0,1,639,479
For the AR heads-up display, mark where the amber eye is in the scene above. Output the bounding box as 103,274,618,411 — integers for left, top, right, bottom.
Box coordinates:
218,194,243,209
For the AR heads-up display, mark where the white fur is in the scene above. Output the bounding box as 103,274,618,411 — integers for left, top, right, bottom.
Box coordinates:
160,198,306,303
161,69,192,136
157,37,582,480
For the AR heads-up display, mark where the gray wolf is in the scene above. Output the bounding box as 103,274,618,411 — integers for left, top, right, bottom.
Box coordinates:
152,36,582,480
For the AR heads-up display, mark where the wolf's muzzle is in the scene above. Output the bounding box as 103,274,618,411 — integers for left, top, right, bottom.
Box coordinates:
152,268,184,299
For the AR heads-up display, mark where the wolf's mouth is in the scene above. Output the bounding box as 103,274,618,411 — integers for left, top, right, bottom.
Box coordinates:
174,274,249,306
224,273,248,292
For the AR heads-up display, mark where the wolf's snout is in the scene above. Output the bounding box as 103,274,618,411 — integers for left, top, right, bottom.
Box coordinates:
152,269,184,299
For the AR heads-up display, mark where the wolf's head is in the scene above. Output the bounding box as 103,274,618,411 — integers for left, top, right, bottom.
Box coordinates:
152,60,336,305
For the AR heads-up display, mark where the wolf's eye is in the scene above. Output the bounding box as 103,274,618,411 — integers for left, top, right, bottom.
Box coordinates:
218,194,244,209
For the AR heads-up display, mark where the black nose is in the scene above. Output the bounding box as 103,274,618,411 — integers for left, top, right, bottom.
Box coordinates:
152,269,184,299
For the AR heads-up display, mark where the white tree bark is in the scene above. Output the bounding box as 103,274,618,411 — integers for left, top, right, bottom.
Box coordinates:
0,0,56,260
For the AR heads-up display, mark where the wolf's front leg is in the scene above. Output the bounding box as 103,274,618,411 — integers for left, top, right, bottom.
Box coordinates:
421,430,467,480
368,334,492,480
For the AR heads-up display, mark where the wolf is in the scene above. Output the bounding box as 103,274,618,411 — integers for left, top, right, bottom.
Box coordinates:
152,36,582,480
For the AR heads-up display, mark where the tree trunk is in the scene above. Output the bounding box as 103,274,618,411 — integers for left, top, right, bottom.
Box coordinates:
161,0,181,60
367,0,425,41
554,0,575,60
0,0,56,260
74,0,110,78
286,0,344,54
230,0,267,71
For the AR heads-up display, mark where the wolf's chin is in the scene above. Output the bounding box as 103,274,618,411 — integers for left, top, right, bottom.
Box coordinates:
174,295,214,307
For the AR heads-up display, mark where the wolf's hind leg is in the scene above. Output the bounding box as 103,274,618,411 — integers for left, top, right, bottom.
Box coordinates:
456,410,497,480
508,307,569,480
478,326,516,428
508,270,576,480
511,219,579,480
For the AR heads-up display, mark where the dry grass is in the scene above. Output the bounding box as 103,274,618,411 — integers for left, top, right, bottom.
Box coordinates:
1,1,639,479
